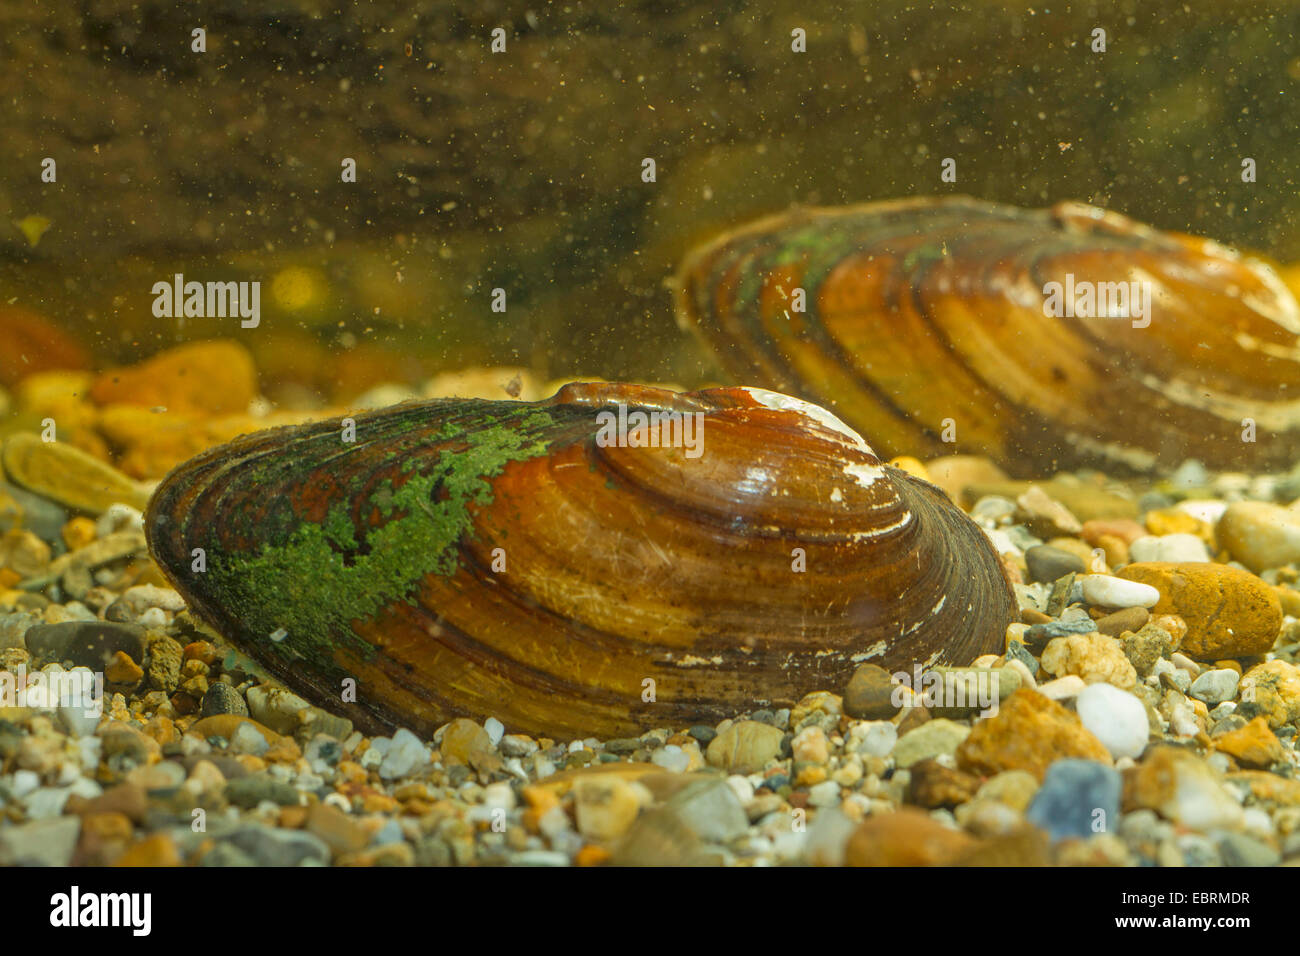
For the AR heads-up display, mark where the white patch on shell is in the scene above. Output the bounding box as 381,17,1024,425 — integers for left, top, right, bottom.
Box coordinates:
741,387,885,488
674,654,724,668
852,640,889,662
848,509,913,540
897,593,945,639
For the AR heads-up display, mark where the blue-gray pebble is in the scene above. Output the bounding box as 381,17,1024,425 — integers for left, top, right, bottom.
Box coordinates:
1026,759,1121,842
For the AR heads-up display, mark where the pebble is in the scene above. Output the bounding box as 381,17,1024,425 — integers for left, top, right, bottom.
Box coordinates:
104,650,143,686
1024,545,1086,584
789,690,842,731
0,610,38,650
846,720,897,758
2,434,150,514
1094,606,1150,638
893,719,970,769
968,770,1040,814
844,807,974,866
1121,622,1175,677
1126,747,1244,830
791,725,830,764
1117,562,1283,659
245,684,311,735
1080,574,1160,609
378,728,431,780
613,778,746,865
1025,759,1122,841
0,815,81,866
1213,717,1285,769
969,494,1017,523
439,718,493,767
1128,534,1210,564
650,744,691,773
1023,616,1098,652
1036,675,1087,700
956,689,1110,780
906,759,981,808
573,775,643,841
229,722,270,756
1075,683,1150,759
1239,660,1300,728
1217,501,1300,573
217,823,330,866
226,773,301,808
1015,486,1083,537
200,682,249,717
144,632,183,693
0,528,50,578
23,620,145,669
1189,668,1240,705
807,780,842,807
1041,632,1137,689
1081,518,1147,547
705,720,784,774
500,734,539,758
0,481,68,542
842,663,899,719
1215,830,1282,867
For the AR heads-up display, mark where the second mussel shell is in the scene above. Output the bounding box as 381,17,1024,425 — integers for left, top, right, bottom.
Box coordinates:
145,383,1014,738
676,196,1300,474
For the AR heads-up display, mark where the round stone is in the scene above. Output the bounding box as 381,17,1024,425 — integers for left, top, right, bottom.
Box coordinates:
1075,682,1150,759
1025,545,1087,584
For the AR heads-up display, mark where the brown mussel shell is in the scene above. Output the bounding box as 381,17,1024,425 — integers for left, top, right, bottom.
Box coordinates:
676,196,1300,474
145,383,1014,739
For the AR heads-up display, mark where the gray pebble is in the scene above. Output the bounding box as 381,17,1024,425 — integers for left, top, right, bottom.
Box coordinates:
218,824,329,866
1025,545,1086,584
0,816,81,866
200,682,249,718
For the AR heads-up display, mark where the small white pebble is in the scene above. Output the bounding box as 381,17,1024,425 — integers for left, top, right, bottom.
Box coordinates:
1080,574,1160,609
650,744,690,773
1076,683,1150,759
726,774,755,805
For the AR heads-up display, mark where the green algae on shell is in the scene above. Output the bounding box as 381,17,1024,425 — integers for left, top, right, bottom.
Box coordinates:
145,383,1016,738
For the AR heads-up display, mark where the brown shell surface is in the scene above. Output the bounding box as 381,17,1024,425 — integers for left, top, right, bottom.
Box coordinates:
676,196,1300,474
145,383,1015,738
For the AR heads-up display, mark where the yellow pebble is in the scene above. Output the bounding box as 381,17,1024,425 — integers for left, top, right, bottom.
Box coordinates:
1145,508,1214,547
888,456,930,481
61,516,98,551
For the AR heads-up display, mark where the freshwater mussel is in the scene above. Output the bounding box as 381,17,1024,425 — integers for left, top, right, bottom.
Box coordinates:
676,196,1300,474
146,383,1015,738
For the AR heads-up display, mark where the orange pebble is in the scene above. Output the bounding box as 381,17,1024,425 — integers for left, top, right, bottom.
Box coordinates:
575,844,612,866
